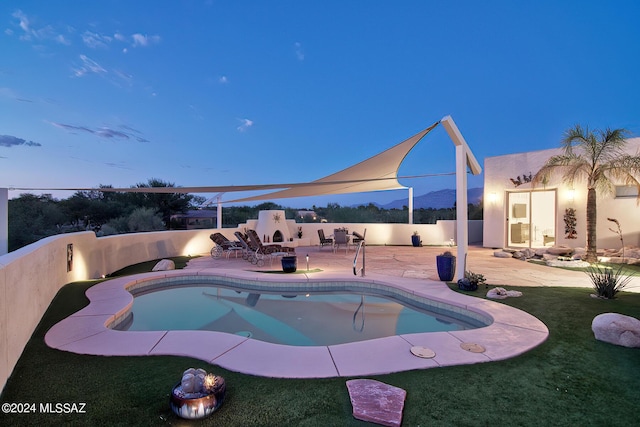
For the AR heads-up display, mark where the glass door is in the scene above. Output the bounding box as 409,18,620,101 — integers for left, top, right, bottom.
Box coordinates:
507,190,556,248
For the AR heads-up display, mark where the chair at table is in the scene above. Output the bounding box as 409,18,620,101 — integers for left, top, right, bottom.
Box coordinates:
333,229,350,253
351,230,365,250
317,229,333,250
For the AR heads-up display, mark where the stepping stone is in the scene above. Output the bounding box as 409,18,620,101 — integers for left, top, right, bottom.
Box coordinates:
346,379,406,427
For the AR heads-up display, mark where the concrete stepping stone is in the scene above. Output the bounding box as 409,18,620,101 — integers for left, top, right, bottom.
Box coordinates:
346,379,406,427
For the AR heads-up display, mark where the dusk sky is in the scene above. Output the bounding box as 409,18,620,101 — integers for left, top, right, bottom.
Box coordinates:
1,1,639,208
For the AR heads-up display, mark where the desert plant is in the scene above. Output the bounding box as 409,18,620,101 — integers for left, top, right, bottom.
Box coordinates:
586,264,633,299
465,270,487,288
607,217,624,260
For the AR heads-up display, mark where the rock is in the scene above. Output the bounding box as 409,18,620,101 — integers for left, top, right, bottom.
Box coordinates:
573,247,586,257
545,259,591,268
542,253,557,261
521,248,536,259
486,287,523,299
181,373,196,393
152,259,175,271
535,248,548,257
512,251,525,260
626,258,640,266
493,251,512,258
346,379,406,427
592,313,640,348
546,246,573,256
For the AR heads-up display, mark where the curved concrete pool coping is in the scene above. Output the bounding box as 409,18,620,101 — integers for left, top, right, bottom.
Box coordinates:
45,267,549,378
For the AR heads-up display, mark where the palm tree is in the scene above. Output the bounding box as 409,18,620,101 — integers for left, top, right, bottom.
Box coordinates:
533,125,640,263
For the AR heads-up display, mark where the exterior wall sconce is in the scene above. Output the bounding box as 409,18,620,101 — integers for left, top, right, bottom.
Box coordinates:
306,254,309,270
488,192,497,204
567,189,575,202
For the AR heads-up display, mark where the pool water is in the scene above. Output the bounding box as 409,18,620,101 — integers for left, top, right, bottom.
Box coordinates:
115,285,480,346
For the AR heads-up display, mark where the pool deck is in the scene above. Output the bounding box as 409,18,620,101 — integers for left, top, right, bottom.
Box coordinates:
46,245,635,379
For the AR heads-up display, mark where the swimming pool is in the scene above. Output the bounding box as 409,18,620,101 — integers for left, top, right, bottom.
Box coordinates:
114,284,485,346
45,270,548,378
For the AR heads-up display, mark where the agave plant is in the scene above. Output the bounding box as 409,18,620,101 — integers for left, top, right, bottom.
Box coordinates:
585,264,633,299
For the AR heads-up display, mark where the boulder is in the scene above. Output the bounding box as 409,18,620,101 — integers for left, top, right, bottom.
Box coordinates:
542,253,557,261
152,259,175,271
592,313,640,348
486,287,523,299
521,248,536,259
346,379,406,427
493,251,512,258
546,246,573,256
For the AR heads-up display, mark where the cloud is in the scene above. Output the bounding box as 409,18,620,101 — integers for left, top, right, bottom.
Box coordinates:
49,121,150,142
72,54,107,77
82,31,112,48
237,118,254,132
294,42,304,61
131,33,161,47
10,10,68,44
0,135,41,147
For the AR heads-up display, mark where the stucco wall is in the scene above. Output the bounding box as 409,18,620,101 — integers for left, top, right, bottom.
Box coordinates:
0,220,481,392
483,138,640,249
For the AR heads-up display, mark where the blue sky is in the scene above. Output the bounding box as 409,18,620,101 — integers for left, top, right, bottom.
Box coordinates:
1,1,639,208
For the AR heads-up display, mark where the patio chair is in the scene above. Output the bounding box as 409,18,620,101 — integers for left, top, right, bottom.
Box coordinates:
210,232,243,259
351,230,365,250
333,229,350,253
317,229,333,250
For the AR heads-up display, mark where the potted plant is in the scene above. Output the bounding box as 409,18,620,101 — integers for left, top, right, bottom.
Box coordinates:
411,231,421,247
436,251,456,281
457,270,486,291
297,226,303,239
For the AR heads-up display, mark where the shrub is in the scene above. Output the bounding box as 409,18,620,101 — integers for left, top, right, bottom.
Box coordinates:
586,264,633,299
465,270,487,288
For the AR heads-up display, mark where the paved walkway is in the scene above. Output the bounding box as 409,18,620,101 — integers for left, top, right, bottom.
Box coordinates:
187,244,640,292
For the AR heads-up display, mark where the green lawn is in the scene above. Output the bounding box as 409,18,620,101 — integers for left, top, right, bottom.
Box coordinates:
1,260,639,426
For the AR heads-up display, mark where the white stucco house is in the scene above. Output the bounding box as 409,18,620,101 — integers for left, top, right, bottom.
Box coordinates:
483,137,640,250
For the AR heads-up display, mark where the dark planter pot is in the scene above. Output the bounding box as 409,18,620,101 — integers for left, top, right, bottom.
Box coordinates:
411,235,421,247
436,255,456,281
281,255,297,273
457,278,478,291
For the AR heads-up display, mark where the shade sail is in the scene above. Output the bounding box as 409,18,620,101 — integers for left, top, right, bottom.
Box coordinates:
226,121,441,203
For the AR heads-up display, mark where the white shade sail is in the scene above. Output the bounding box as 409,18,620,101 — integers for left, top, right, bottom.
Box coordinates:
227,121,441,203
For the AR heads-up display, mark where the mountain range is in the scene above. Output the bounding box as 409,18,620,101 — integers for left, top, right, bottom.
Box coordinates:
373,187,484,210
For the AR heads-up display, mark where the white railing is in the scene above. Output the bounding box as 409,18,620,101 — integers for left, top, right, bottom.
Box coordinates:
352,229,367,277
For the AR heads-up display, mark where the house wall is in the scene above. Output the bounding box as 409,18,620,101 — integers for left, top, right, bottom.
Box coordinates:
0,219,481,392
483,137,640,249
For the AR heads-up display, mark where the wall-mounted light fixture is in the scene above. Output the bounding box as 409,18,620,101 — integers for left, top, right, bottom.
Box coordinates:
567,188,575,202
488,192,497,204
306,254,309,271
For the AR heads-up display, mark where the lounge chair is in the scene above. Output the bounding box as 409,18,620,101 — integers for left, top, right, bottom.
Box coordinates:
246,229,295,267
233,232,253,261
317,229,333,250
210,232,243,259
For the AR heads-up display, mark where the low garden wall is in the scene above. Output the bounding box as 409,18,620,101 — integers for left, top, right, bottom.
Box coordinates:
0,219,482,392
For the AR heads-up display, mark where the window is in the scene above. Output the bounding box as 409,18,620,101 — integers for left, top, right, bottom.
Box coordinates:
615,186,639,198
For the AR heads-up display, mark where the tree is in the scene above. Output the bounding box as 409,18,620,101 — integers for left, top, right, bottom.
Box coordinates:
533,125,640,263
125,178,202,227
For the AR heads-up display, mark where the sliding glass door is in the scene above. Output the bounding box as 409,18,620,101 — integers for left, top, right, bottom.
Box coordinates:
507,190,556,248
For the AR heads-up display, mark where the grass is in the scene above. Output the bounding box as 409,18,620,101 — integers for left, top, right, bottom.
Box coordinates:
2,259,640,426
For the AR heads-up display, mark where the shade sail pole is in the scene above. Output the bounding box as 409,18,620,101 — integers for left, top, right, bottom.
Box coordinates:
0,188,7,255
408,187,414,224
441,116,482,281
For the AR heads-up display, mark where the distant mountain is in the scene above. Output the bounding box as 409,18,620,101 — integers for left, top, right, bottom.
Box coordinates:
381,187,483,210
